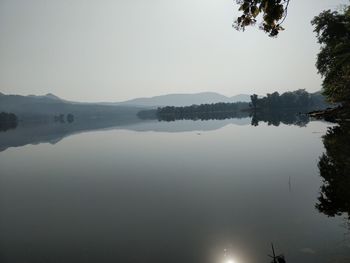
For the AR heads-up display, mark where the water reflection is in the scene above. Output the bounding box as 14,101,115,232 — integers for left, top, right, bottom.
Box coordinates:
222,248,239,263
0,121,17,132
0,117,347,263
0,112,18,132
155,110,310,127
0,117,146,152
0,111,311,152
156,111,250,122
251,111,309,127
316,121,350,220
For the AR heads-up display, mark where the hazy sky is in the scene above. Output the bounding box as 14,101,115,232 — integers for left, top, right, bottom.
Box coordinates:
0,0,347,102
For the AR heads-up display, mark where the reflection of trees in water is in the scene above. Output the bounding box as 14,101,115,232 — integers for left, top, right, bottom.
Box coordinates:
54,113,75,123
316,122,350,219
251,110,310,127
158,111,249,122
156,109,310,127
0,112,18,132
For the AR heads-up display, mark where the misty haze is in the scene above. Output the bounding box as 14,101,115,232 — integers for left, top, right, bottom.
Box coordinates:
1,1,350,263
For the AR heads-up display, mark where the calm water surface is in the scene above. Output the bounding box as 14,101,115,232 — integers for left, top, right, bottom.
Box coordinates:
0,119,349,263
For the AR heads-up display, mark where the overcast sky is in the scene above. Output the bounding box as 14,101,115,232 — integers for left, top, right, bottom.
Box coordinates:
0,0,347,102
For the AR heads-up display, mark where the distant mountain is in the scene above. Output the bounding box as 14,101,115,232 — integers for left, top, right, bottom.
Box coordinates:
27,93,63,101
0,93,144,122
115,92,251,107
231,94,251,103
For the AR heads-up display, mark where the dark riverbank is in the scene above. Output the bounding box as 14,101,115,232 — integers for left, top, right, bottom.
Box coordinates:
309,106,350,122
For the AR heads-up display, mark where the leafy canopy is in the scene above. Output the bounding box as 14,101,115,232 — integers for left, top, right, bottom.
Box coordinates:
234,0,290,37
312,6,350,104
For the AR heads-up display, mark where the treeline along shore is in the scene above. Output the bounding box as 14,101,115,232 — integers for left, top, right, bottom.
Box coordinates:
138,89,330,122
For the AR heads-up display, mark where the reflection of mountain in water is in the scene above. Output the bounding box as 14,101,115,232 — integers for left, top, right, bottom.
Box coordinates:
316,122,350,220
127,117,252,133
0,118,141,152
0,117,253,152
0,110,312,152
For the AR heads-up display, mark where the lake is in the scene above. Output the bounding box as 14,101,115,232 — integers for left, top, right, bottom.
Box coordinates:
0,117,349,263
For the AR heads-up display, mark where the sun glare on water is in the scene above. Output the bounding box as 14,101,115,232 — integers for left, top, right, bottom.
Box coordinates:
222,248,240,263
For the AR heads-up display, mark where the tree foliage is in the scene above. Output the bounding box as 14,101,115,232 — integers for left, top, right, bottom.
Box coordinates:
312,6,350,105
157,102,249,121
234,0,290,37
250,89,329,110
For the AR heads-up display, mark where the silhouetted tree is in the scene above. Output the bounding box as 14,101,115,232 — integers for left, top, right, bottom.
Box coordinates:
234,0,291,37
250,94,259,109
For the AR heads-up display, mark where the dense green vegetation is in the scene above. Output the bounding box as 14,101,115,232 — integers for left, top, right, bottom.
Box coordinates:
250,89,329,110
0,112,18,131
312,6,350,106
